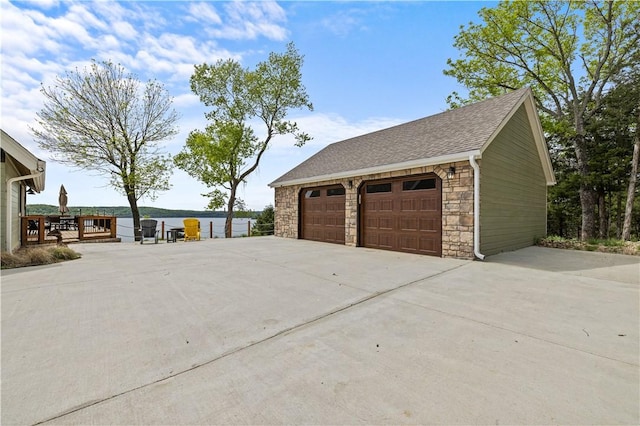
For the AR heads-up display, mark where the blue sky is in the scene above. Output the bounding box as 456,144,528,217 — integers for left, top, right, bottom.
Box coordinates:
1,0,495,211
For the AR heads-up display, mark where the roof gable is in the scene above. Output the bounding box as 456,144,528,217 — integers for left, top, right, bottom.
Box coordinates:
270,88,554,187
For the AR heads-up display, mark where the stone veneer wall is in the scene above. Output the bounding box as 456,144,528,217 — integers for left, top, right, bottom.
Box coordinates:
273,161,475,259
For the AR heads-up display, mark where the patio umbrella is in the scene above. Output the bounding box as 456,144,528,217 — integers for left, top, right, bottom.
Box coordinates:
58,184,69,214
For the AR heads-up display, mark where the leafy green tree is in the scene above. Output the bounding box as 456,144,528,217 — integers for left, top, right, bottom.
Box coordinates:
546,134,582,238
623,109,640,240
32,60,179,238
251,205,275,237
587,65,640,239
444,0,640,240
175,42,312,238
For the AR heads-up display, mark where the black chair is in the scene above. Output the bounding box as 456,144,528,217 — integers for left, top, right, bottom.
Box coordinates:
47,215,60,231
28,220,39,235
139,219,159,244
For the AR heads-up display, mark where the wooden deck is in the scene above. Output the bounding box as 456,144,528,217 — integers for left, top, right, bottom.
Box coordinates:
22,215,119,246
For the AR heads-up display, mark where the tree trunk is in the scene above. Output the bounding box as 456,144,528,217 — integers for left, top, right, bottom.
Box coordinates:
622,114,640,240
598,190,607,239
127,190,141,241
574,127,597,240
225,184,237,239
616,190,623,239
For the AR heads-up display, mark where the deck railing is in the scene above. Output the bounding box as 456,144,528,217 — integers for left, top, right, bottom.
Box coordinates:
21,215,117,246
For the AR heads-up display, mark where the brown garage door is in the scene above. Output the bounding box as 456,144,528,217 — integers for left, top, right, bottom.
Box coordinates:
360,174,442,256
300,185,346,244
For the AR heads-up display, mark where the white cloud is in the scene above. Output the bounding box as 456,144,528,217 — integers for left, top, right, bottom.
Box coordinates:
0,2,62,56
88,0,138,27
128,33,234,83
17,0,59,10
320,9,369,37
46,14,96,49
172,92,200,109
112,20,138,40
66,3,109,33
205,0,288,41
187,2,222,25
270,112,405,150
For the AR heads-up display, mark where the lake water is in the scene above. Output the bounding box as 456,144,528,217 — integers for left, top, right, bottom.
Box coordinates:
116,217,253,242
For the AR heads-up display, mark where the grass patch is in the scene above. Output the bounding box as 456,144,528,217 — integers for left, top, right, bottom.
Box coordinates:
1,246,81,269
537,236,639,256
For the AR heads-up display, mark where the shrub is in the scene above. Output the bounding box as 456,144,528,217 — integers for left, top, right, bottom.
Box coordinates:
538,236,639,256
251,205,274,237
51,246,82,260
602,239,624,247
26,248,55,265
0,252,23,269
0,246,81,269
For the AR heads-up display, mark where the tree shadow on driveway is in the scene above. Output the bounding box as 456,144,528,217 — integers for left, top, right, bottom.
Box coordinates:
487,246,639,285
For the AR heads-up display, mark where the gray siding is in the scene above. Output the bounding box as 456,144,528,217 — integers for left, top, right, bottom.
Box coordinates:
480,105,547,255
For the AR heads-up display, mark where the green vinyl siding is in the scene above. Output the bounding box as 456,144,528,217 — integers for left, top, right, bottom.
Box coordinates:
480,104,547,255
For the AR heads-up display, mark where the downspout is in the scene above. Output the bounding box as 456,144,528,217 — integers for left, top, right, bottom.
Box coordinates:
468,155,485,260
5,172,43,254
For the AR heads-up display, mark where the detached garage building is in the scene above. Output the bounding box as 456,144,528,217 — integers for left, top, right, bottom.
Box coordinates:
269,88,555,259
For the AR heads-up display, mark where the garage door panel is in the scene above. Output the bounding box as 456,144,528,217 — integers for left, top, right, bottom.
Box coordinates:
400,218,418,231
419,237,438,254
420,218,438,232
400,199,417,212
420,198,438,211
399,235,418,251
361,174,442,256
379,217,393,230
365,199,394,213
301,185,345,245
326,201,342,212
380,200,394,211
365,217,378,229
325,216,344,227
377,233,394,249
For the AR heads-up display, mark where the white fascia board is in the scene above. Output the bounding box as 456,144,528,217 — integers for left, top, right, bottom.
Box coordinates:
269,150,480,188
523,96,556,186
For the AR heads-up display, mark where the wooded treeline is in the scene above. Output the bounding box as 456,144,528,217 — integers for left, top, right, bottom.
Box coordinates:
548,68,640,239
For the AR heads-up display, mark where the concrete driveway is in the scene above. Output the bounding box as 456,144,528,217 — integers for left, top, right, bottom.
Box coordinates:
1,237,638,425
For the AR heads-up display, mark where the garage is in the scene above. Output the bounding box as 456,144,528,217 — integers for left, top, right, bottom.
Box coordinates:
271,88,555,259
300,185,346,244
360,174,442,256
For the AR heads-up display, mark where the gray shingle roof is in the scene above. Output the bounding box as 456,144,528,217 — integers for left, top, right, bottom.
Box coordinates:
270,88,532,186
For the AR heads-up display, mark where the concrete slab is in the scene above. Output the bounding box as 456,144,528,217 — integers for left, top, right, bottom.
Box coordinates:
1,238,638,424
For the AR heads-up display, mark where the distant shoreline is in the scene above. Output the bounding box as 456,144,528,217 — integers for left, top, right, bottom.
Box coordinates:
26,204,262,219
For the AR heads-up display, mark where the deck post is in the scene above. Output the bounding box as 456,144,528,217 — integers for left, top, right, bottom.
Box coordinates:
38,216,45,244
110,217,117,238
78,216,85,240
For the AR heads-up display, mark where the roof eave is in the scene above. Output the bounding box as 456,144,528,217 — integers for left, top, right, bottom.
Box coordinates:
269,150,481,188
1,129,47,192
